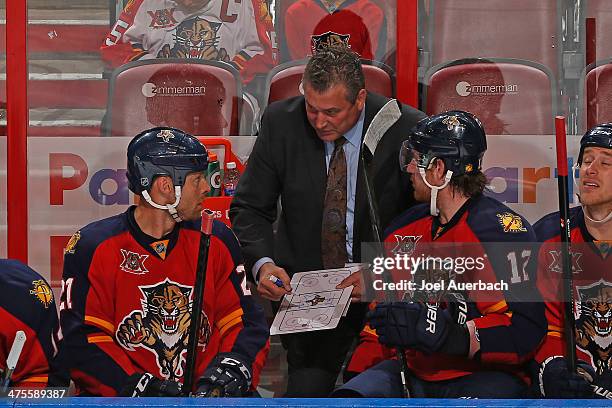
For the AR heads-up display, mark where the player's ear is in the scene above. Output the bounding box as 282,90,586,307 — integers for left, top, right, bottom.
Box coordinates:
431,158,447,181
151,176,174,201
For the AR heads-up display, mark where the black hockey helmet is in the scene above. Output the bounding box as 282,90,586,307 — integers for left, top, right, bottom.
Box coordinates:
400,110,487,177
578,123,612,165
126,127,208,194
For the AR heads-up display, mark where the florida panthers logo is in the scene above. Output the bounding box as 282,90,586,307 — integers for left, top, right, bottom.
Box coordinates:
576,280,612,375
117,279,211,381
159,16,229,62
391,235,421,255
311,31,350,55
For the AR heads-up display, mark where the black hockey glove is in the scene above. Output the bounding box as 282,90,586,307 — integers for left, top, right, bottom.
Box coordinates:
539,356,595,398
369,302,468,355
195,352,252,397
119,373,183,397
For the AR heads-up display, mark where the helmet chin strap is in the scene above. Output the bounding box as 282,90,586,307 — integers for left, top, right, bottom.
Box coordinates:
418,167,453,216
571,163,612,224
582,205,612,224
142,186,183,222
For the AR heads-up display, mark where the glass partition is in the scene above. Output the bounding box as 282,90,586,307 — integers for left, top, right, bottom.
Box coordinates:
12,0,607,398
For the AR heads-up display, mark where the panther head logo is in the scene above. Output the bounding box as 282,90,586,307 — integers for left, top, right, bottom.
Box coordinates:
576,280,612,375
170,16,223,60
117,279,211,380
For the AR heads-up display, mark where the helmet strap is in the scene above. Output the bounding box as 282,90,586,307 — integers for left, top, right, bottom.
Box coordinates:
418,167,453,216
582,205,612,224
142,186,183,222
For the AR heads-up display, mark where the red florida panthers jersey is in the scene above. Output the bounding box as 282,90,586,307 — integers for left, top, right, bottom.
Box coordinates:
58,207,269,396
0,259,63,388
101,0,277,83
349,195,546,381
284,0,385,61
534,207,612,390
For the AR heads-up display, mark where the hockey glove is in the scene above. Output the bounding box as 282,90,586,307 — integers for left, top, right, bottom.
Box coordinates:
195,352,252,397
120,373,183,397
369,302,468,355
539,356,595,398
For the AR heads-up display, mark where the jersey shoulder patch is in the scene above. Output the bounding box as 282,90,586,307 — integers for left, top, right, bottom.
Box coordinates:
468,196,536,242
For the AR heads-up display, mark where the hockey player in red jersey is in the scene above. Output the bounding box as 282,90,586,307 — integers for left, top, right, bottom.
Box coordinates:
336,111,546,398
58,127,269,396
101,0,277,83
0,259,65,389
283,0,385,61
533,123,612,399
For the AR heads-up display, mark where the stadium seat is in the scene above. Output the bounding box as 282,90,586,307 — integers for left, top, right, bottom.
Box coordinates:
426,0,561,74
580,59,612,132
584,0,612,62
105,59,242,137
276,0,395,63
424,59,558,135
263,58,395,106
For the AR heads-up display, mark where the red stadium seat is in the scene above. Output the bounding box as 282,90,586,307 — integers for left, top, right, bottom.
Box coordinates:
427,0,560,74
263,58,395,106
105,59,241,137
276,0,395,64
580,59,612,132
424,59,558,135
584,0,612,62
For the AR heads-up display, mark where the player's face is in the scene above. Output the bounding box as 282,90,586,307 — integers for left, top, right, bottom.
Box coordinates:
304,82,366,142
579,147,612,208
406,153,432,203
177,171,210,221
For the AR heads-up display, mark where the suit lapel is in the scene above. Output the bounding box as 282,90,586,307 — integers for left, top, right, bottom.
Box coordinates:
354,94,383,255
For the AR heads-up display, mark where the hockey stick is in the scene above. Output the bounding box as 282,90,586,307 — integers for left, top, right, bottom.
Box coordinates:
1,330,26,393
359,99,412,398
554,116,577,373
183,209,215,396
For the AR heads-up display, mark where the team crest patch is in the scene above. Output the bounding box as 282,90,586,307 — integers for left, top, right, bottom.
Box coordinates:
575,279,612,375
311,31,351,55
157,129,174,142
120,249,149,275
64,231,81,255
117,279,211,380
30,279,53,309
150,239,169,260
547,250,583,274
442,115,464,131
497,212,527,233
147,8,177,28
391,235,421,255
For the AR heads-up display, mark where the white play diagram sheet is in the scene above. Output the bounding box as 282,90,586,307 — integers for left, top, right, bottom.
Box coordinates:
270,266,360,335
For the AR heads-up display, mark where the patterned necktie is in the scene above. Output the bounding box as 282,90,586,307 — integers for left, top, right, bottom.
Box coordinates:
321,137,348,269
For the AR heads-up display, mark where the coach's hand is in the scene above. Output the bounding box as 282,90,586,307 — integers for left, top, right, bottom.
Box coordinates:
539,357,595,398
257,263,292,301
336,270,364,303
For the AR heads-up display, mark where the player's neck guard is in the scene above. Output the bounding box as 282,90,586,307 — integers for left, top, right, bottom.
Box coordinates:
419,167,453,216
142,186,183,222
